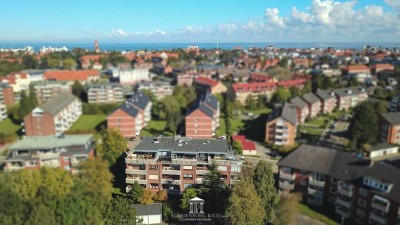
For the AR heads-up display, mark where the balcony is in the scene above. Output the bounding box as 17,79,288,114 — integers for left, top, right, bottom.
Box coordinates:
337,182,353,197
195,178,204,184
196,169,209,175
307,197,323,207
371,196,390,213
125,153,159,164
336,197,352,208
335,207,351,218
308,186,324,196
279,171,296,180
171,158,198,165
126,178,146,185
309,176,325,187
162,169,181,175
279,180,294,190
161,179,181,185
125,169,147,175
369,212,387,225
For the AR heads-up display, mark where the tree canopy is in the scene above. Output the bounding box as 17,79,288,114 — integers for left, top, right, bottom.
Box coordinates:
349,101,379,149
96,128,128,166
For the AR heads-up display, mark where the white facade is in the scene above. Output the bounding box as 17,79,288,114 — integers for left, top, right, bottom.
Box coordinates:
0,101,7,122
3,73,31,93
117,69,153,84
136,81,173,100
87,85,124,104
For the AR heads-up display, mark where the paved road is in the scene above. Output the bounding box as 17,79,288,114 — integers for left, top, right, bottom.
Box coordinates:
297,214,327,225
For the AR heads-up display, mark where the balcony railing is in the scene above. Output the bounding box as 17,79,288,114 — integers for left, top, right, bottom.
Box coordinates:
279,171,296,180
369,212,387,225
161,179,181,185
279,180,294,190
125,154,159,164
335,207,351,218
195,178,204,184
336,197,352,208
126,178,146,185
161,169,181,175
125,169,147,174
309,176,325,187
371,196,390,212
337,186,353,197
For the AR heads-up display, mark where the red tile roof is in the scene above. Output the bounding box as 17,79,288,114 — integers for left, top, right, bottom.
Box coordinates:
372,64,394,70
278,79,307,87
232,135,256,151
44,70,99,82
232,82,277,92
79,55,104,62
194,77,218,88
5,72,29,84
249,73,273,82
346,64,370,71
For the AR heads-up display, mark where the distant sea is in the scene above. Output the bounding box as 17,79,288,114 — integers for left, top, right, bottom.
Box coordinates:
0,42,399,52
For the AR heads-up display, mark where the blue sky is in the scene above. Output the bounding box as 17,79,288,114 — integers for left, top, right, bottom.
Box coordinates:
0,0,399,42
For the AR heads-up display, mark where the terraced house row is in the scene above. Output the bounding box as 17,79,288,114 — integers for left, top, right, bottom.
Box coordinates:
278,144,400,225
125,137,242,194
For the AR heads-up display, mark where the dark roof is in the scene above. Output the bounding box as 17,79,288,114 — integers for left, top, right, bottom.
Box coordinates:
38,92,77,115
133,203,162,216
202,93,218,110
119,103,139,117
302,93,320,104
290,97,308,109
132,137,229,154
334,86,366,97
315,90,336,100
128,91,150,110
186,93,217,118
198,103,214,118
268,102,297,125
278,144,400,202
381,112,400,125
365,143,398,153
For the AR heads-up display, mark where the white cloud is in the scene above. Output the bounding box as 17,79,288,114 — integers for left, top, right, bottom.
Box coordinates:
264,8,285,28
385,0,400,11
110,29,129,37
291,7,313,23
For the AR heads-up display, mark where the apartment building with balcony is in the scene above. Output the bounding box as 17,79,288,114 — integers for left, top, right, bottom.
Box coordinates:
87,83,124,104
232,82,277,105
2,72,30,92
265,103,297,147
136,81,174,101
301,93,322,118
125,137,243,194
290,97,309,125
278,144,400,225
107,92,152,138
379,112,400,145
334,86,368,111
0,82,15,106
32,81,71,104
315,90,337,114
389,95,400,112
117,68,153,85
23,93,82,136
4,134,94,173
193,77,227,96
185,93,220,139
0,101,7,122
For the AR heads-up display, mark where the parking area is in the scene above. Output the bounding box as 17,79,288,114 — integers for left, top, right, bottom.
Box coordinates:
320,115,351,148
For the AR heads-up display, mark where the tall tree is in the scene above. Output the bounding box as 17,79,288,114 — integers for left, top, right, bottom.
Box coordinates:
289,86,301,98
226,180,265,225
130,181,144,204
28,85,38,108
349,102,379,149
104,196,142,225
18,91,32,119
63,58,77,70
245,94,257,110
21,55,38,69
96,128,128,165
180,188,198,210
232,140,243,155
139,189,156,205
253,161,279,222
271,86,291,104
72,80,85,100
158,96,181,133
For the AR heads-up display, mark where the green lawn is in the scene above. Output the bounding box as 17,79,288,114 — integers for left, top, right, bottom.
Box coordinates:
298,126,325,136
140,120,174,137
216,117,226,137
230,118,244,132
249,107,272,115
0,118,22,135
67,115,107,133
298,204,340,225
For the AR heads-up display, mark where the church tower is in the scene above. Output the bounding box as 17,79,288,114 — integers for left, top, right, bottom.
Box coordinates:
94,40,100,53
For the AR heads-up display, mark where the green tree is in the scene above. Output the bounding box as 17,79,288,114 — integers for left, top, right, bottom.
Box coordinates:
279,58,289,68
18,91,33,119
232,140,243,155
253,161,279,222
245,94,256,110
28,85,38,107
349,102,379,149
311,74,323,91
96,128,128,165
257,94,268,108
181,188,198,210
373,100,388,114
226,180,265,225
139,189,156,205
158,96,182,133
48,58,59,68
72,80,85,100
63,58,77,70
130,181,144,203
321,76,333,89
22,55,38,69
0,176,25,225
268,67,292,80
302,80,312,94
271,86,291,104
25,203,57,225
104,196,142,225
289,86,301,98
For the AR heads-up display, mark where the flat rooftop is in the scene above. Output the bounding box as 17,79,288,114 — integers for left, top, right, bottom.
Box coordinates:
10,135,93,151
131,137,229,154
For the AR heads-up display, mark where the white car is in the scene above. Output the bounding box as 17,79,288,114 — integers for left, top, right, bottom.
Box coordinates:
218,136,227,140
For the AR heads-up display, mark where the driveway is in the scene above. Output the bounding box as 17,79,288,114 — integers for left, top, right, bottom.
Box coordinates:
297,214,327,225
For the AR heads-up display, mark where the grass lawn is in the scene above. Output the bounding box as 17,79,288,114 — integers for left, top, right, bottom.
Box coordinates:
249,107,272,115
67,115,107,133
140,120,174,137
216,117,226,137
306,116,330,128
230,117,244,132
298,204,340,225
0,118,22,135
299,126,325,136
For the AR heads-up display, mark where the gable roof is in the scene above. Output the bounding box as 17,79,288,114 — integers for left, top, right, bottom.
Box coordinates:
381,112,400,125
118,103,139,117
232,82,277,93
37,92,77,115
44,70,99,81
302,93,320,104
194,77,218,88
290,97,308,109
128,91,150,110
133,203,162,216
315,90,336,100
268,102,297,125
201,93,218,111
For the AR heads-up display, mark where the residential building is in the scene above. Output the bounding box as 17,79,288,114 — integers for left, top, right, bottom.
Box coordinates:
290,97,309,124
265,103,297,147
2,72,30,92
4,134,94,173
334,87,368,111
79,55,104,70
345,64,371,75
0,83,15,106
315,90,337,114
232,135,256,155
371,63,394,75
292,57,310,68
389,95,400,112
193,77,227,96
0,101,7,122
125,137,243,194
117,67,153,85
302,93,322,118
87,83,124,104
32,81,71,104
277,144,400,225
133,204,163,225
107,92,152,137
278,79,307,90
44,70,100,84
232,82,277,105
23,93,82,136
379,112,400,145
136,81,174,100
185,94,220,139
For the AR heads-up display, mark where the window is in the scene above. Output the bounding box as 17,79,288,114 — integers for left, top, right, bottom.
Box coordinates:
218,166,227,171
149,165,158,171
184,184,193,189
330,187,337,194
183,174,193,180
231,166,241,172
331,177,338,184
63,157,70,162
301,171,309,175
183,166,193,170
26,161,38,166
358,199,366,207
359,188,368,197
356,209,365,218
300,180,307,186
149,175,158,180
329,197,335,204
